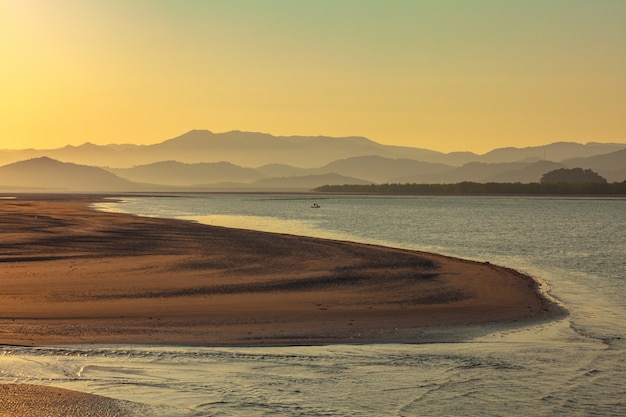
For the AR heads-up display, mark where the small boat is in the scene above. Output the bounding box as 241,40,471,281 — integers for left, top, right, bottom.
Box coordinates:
311,203,321,208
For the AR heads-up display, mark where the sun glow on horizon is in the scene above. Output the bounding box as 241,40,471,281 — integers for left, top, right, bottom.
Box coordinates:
1,0,624,153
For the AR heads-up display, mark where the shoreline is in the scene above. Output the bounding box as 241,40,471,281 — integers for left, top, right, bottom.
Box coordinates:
0,193,565,347
0,193,566,414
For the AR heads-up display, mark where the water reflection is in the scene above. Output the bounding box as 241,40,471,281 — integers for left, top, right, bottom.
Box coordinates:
181,214,353,242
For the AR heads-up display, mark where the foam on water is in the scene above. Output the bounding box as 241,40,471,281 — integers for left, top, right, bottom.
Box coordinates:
1,320,623,417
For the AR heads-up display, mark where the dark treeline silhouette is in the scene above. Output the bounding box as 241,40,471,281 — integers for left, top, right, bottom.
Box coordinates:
314,181,626,195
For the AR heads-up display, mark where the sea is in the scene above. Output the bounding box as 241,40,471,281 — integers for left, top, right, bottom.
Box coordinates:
1,194,624,416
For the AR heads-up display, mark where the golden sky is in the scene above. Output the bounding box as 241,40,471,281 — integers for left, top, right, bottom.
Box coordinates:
1,0,624,153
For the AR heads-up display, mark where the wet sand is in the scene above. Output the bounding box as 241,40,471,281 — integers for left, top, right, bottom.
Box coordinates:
0,384,142,417
0,194,563,413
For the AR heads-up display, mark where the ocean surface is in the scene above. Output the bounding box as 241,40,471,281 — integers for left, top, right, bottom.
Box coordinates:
2,194,625,416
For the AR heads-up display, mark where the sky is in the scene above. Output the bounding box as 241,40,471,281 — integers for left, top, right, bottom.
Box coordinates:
1,0,625,153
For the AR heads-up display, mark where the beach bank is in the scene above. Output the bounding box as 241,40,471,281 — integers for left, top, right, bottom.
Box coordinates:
0,194,567,414
0,194,562,347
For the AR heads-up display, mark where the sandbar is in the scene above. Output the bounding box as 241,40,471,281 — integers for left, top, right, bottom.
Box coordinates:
0,194,562,346
0,194,564,413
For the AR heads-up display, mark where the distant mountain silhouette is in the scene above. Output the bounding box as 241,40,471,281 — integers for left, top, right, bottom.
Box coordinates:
562,149,626,182
389,151,625,184
3,130,445,168
255,163,307,178
1,130,624,171
252,156,454,183
400,162,530,184
186,173,371,191
312,156,453,183
486,160,565,183
108,160,266,186
0,157,143,191
480,142,626,163
143,130,451,168
106,149,626,189
1,131,625,191
3,151,624,193
0,157,372,192
248,173,371,191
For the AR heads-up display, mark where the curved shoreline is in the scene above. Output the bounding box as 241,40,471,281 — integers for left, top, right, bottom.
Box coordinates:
0,194,565,347
0,193,567,414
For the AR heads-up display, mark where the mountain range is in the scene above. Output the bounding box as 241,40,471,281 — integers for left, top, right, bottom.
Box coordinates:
1,130,625,192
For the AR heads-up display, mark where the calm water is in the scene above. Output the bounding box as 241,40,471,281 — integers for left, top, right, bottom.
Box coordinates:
1,194,625,416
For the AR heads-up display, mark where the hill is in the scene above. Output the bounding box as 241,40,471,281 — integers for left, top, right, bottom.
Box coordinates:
0,131,624,192
313,156,453,183
2,129,623,170
541,168,607,184
0,157,372,192
480,142,626,163
0,130,450,169
563,149,626,182
105,150,626,188
249,173,371,190
0,157,143,192
109,160,265,186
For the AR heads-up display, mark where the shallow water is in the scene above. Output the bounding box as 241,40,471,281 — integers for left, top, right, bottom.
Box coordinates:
1,194,625,416
1,322,623,416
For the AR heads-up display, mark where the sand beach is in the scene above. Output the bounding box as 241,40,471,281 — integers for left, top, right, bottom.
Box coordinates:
0,194,562,414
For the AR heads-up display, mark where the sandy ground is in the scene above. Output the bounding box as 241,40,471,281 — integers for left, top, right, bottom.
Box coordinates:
0,194,564,413
0,383,144,416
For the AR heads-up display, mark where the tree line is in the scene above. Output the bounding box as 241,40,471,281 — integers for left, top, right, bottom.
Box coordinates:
314,181,626,195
